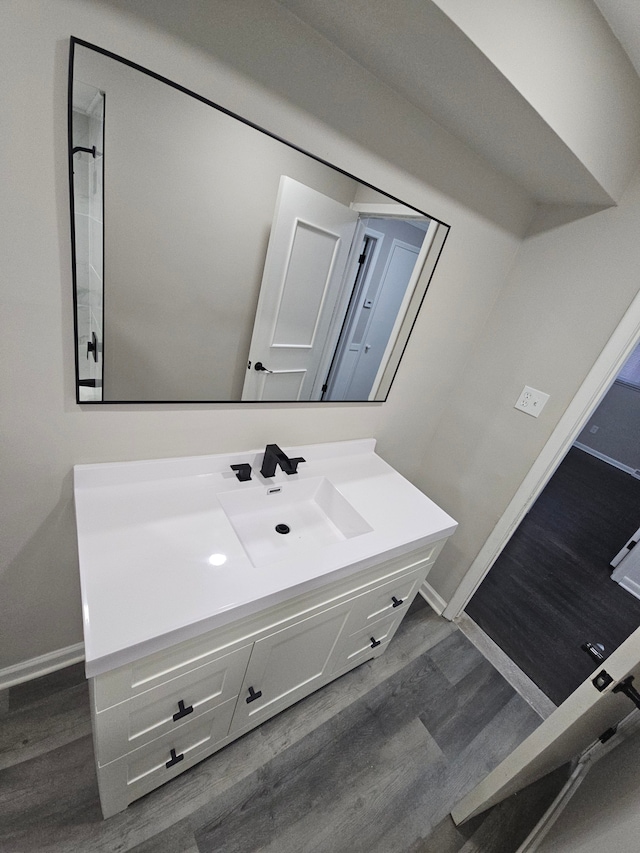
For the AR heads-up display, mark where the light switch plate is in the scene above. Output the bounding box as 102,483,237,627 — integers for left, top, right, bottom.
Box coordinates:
514,386,549,418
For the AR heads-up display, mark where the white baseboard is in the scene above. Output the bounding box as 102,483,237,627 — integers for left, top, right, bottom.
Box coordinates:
0,643,85,691
573,442,640,479
419,582,448,616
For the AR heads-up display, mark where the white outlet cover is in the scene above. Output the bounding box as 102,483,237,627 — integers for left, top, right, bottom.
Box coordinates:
514,385,550,418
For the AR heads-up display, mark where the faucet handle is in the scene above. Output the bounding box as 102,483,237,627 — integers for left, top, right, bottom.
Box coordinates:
230,463,252,482
285,457,305,475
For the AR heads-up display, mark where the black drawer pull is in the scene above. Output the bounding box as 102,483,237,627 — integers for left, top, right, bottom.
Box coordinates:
246,686,262,704
166,747,184,769
172,699,193,722
391,596,404,608
370,637,381,649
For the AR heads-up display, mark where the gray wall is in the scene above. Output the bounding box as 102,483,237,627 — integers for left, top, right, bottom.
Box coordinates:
422,174,640,602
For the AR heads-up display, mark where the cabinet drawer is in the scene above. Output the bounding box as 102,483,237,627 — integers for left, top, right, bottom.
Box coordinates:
97,698,236,814
93,633,255,711
94,644,251,765
347,567,425,630
331,611,403,674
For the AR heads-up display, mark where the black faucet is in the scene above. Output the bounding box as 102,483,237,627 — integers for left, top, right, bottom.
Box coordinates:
260,444,305,478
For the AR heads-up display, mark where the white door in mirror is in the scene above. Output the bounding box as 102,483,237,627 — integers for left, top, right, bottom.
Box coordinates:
242,176,359,402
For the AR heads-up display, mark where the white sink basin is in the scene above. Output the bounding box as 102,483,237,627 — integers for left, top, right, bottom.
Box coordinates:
73,438,457,676
217,476,373,567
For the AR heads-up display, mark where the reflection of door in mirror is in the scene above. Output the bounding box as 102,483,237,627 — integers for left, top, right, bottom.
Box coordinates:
242,177,359,401
243,177,433,402
71,82,104,402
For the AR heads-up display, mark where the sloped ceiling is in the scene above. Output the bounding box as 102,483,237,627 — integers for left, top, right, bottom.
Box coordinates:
594,0,640,76
278,0,640,206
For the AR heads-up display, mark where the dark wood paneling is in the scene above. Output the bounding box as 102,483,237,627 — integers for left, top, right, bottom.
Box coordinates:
466,448,640,705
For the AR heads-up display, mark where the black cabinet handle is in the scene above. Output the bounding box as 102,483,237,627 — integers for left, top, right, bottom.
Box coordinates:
246,686,262,704
391,596,403,608
172,699,193,722
166,747,184,769
370,637,381,648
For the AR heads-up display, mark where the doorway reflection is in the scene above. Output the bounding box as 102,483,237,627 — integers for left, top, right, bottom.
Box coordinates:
72,82,104,401
325,217,429,400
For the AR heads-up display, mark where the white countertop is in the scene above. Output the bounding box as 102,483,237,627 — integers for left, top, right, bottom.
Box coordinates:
74,439,457,676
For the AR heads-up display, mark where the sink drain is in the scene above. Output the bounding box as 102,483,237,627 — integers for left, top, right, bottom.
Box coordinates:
275,523,290,535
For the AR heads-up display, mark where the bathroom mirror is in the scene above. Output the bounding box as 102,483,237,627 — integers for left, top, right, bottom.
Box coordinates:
68,38,449,403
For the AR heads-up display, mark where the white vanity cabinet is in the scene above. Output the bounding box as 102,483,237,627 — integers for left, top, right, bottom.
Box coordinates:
74,439,457,818
91,542,445,818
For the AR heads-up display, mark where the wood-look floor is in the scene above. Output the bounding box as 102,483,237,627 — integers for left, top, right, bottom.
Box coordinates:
467,447,640,705
0,600,564,853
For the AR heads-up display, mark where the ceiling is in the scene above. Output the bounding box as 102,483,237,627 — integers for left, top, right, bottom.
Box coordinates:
277,0,640,206
594,0,640,77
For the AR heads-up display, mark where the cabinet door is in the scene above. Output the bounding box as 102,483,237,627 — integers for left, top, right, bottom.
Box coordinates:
229,603,352,733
